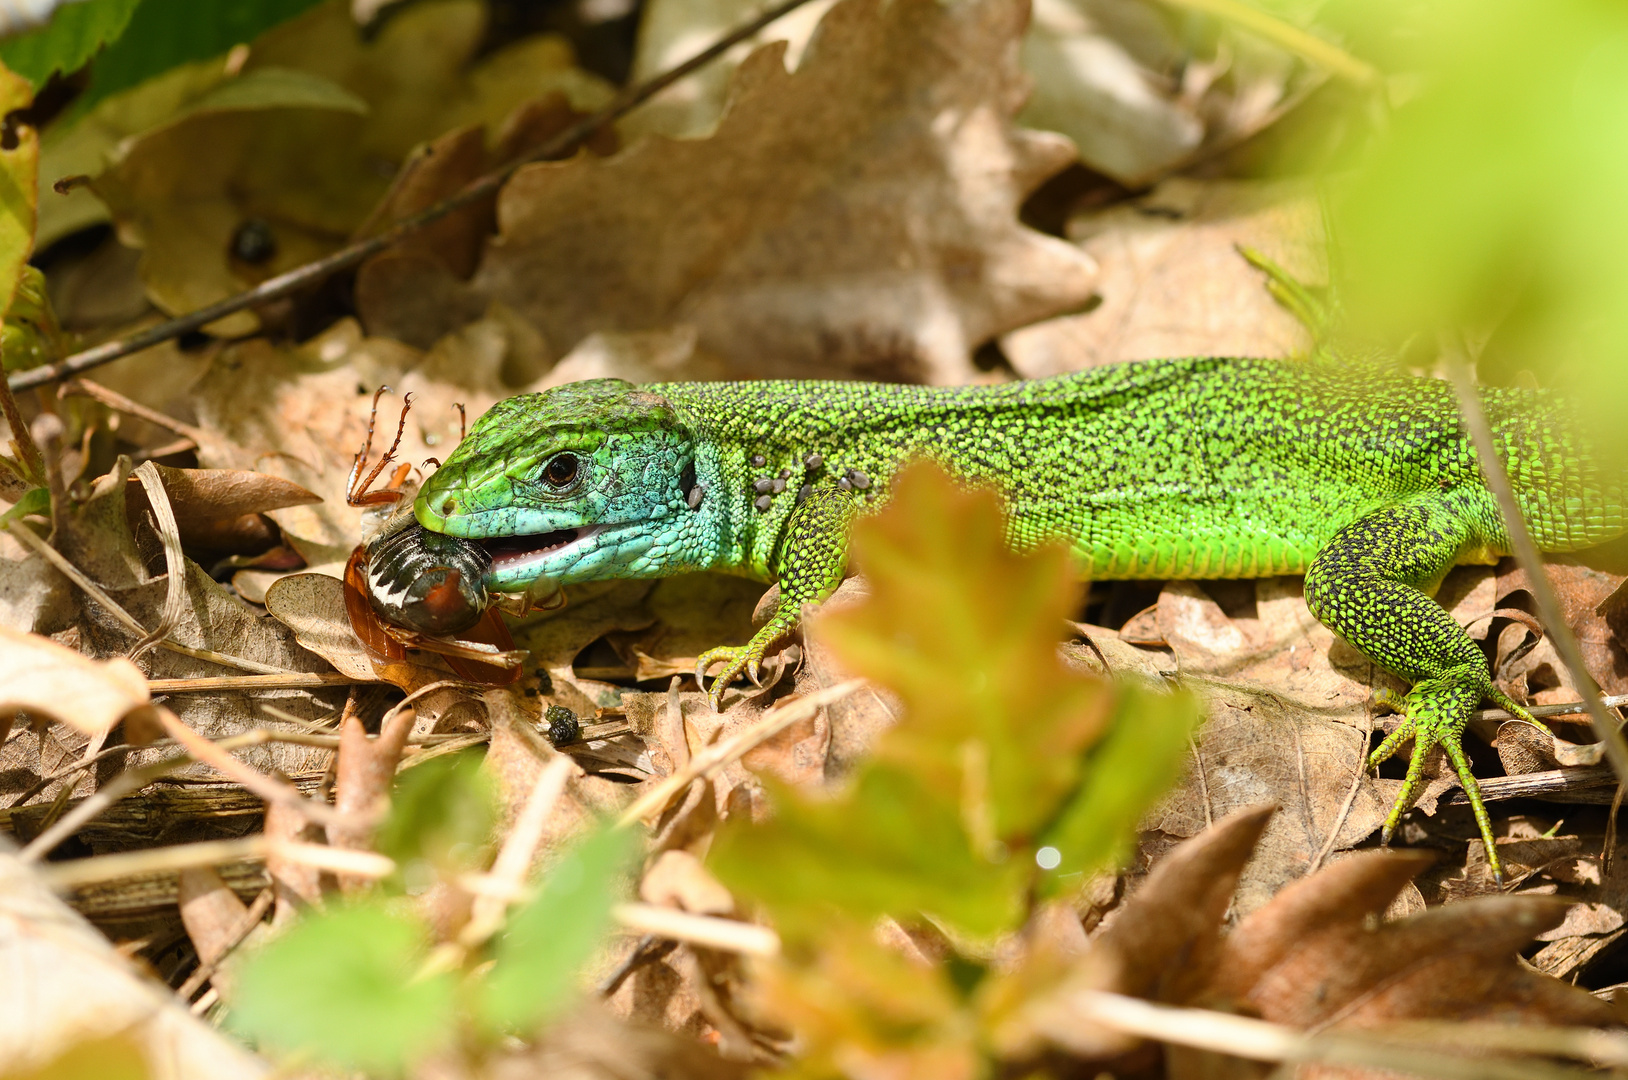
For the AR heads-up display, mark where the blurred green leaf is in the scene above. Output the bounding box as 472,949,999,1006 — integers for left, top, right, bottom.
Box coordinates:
713,463,1195,945
0,0,140,90
0,59,36,315
76,0,326,115
1038,683,1198,894
1332,0,1628,434
479,822,636,1034
230,902,456,1072
0,486,48,523
711,765,1029,941
374,748,496,886
816,463,1112,842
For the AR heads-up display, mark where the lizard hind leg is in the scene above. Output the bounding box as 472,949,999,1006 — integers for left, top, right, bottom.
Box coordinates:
1305,494,1540,885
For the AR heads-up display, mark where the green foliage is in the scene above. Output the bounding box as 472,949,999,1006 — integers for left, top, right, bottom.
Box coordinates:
1038,683,1197,893
0,0,140,90
480,822,638,1033
1332,0,1628,435
709,463,1199,1076
231,820,634,1071
375,748,496,886
0,61,36,322
230,902,458,1073
712,463,1199,945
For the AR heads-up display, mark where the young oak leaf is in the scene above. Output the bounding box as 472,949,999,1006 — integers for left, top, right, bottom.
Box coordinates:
712,462,1198,941
817,462,1116,842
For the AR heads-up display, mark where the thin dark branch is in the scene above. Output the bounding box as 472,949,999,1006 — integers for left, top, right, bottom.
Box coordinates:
8,0,822,393
1444,349,1628,788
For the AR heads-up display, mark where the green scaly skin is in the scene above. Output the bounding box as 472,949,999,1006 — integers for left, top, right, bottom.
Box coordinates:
414,359,1627,881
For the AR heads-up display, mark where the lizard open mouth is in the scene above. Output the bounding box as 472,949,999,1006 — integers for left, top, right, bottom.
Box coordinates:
480,526,603,575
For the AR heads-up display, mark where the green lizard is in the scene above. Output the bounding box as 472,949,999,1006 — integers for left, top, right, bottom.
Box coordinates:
413,359,1625,880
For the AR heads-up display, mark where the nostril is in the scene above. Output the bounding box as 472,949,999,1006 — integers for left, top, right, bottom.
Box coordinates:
440,497,456,515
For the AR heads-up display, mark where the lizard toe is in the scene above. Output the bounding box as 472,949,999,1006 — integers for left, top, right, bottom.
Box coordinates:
1370,667,1507,883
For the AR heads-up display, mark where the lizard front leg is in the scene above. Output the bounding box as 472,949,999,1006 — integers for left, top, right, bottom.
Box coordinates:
696,484,857,710
1304,493,1546,884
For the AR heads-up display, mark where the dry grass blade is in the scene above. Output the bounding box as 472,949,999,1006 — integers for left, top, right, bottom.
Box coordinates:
37,836,395,890
155,709,353,829
461,753,575,949
1062,990,1606,1080
610,903,780,958
1445,353,1628,795
128,461,185,662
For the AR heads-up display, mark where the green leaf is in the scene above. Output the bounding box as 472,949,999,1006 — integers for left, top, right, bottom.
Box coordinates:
710,766,1029,941
1037,683,1199,893
479,822,636,1034
0,59,36,313
374,748,495,885
816,463,1113,843
1331,0,1628,454
0,0,141,90
0,487,49,524
76,0,327,114
185,64,366,116
230,903,456,1072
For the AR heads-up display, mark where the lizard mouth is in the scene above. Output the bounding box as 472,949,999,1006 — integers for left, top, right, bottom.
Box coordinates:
480,525,605,577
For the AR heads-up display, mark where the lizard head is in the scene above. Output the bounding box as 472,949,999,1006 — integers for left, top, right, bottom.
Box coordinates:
414,379,696,590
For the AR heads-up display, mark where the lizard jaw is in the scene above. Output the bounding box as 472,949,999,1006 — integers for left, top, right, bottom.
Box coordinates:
481,524,607,587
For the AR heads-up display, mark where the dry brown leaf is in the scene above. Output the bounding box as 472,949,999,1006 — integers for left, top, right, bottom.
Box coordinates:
1001,179,1322,378
0,625,156,737
178,866,251,969
0,850,269,1077
472,0,1096,383
1219,852,1616,1039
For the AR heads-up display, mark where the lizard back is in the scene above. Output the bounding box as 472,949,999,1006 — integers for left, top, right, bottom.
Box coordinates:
654,357,1627,580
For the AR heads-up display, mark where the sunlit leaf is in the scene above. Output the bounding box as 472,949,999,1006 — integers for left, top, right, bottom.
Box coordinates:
230,903,457,1072
1038,683,1198,893
1332,0,1628,450
711,766,1029,940
0,0,140,90
4,1033,151,1080
818,463,1113,841
75,0,327,114
714,462,1197,944
0,58,37,317
478,822,637,1034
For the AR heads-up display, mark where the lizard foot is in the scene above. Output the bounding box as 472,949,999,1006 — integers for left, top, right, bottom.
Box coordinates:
1367,666,1549,886
695,644,765,712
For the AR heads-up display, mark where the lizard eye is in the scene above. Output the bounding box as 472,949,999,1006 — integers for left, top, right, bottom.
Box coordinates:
542,452,579,488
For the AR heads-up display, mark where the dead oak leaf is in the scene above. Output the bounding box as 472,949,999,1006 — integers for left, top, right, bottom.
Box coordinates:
471,0,1096,383
1001,178,1322,379
1043,807,1615,1078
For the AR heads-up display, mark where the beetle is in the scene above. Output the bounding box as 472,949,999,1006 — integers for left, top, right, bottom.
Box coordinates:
343,388,520,685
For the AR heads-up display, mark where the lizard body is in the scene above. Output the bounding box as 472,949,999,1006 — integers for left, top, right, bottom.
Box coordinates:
414,357,1626,878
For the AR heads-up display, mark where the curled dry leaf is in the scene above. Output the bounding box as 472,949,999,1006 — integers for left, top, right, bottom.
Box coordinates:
472,0,1096,384
0,624,156,737
125,465,320,553
1028,806,1616,1078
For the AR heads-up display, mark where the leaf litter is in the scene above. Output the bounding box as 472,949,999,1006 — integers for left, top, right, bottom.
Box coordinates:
0,0,1626,1077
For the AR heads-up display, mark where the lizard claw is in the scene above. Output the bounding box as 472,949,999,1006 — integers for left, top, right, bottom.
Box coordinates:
694,642,771,711
1367,667,1542,886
